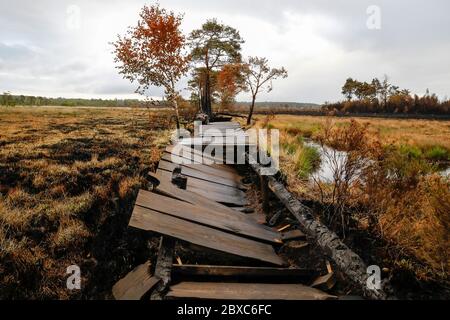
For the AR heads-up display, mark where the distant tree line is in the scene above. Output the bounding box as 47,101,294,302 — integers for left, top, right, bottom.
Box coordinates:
323,76,450,115
0,91,151,108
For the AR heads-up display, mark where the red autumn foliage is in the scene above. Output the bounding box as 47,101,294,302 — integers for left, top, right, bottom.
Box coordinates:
112,4,190,127
216,63,245,109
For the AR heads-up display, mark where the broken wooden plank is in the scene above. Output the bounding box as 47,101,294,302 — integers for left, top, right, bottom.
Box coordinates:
233,207,255,214
247,213,267,225
135,190,281,244
177,137,256,148
326,261,333,274
172,265,316,283
167,282,337,300
154,177,257,221
200,130,247,138
200,124,242,132
166,145,237,173
203,122,241,127
199,125,243,132
185,185,248,206
150,237,176,300
129,206,285,266
156,168,245,197
277,224,292,232
112,261,160,300
200,131,246,138
311,272,336,291
282,229,306,241
285,241,310,250
162,153,242,182
158,159,245,189
156,170,248,206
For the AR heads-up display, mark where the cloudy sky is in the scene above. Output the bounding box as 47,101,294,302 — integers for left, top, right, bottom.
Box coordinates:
1,0,449,103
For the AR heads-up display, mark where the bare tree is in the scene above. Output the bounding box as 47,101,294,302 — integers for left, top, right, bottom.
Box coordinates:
243,57,287,125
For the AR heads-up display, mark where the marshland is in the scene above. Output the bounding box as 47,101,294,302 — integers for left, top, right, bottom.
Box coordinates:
1,1,449,301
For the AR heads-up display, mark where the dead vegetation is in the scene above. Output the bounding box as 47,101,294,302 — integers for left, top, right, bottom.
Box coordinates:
258,114,450,298
262,114,450,167
0,106,174,299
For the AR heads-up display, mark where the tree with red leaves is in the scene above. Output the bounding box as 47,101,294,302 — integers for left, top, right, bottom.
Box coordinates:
112,4,190,129
216,63,246,111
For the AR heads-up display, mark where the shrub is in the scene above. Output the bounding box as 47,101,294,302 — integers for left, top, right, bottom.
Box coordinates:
399,144,423,159
425,146,449,162
295,146,321,179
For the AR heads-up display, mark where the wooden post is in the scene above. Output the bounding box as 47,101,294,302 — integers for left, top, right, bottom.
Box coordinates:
150,236,175,300
260,175,269,213
171,167,187,190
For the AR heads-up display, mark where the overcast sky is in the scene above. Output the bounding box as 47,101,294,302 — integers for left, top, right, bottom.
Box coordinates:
0,0,449,103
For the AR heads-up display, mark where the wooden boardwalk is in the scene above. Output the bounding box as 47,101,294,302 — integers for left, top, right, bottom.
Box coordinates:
112,121,336,301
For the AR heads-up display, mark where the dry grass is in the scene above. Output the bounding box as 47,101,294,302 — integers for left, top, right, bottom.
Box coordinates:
255,114,450,294
0,106,173,299
259,114,450,156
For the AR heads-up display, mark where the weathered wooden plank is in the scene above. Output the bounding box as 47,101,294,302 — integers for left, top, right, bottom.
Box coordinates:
282,229,306,241
200,125,242,131
200,129,246,137
200,126,243,132
166,148,242,167
164,149,232,172
167,282,337,300
158,159,244,189
129,207,284,266
166,145,237,173
154,177,254,219
200,131,245,138
247,213,267,225
112,261,160,300
178,137,256,148
208,125,240,128
186,185,248,206
205,121,241,127
135,190,281,244
161,153,242,182
201,123,241,130
172,265,315,282
156,173,248,207
311,272,336,291
156,168,243,196
156,169,248,206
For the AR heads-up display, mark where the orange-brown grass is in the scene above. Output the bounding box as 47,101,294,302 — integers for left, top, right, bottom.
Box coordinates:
0,106,173,299
257,114,450,157
255,115,450,292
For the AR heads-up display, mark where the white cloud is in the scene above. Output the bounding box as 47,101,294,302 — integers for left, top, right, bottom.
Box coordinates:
0,0,449,103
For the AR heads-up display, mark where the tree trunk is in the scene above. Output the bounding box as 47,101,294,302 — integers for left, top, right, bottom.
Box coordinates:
173,99,180,130
201,51,213,119
200,71,212,118
205,72,212,118
247,95,256,125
